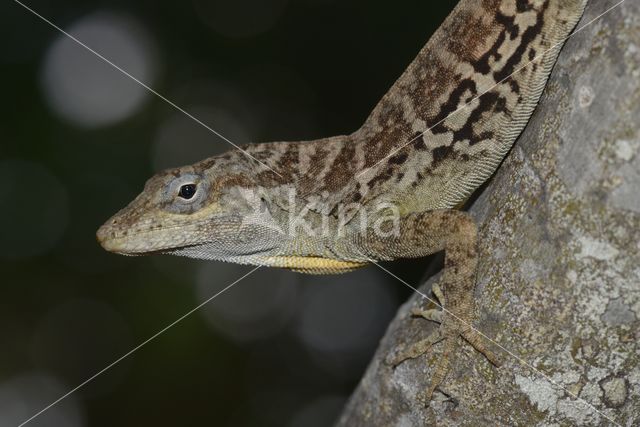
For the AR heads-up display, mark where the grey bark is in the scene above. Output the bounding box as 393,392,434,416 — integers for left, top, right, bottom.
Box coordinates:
337,1,640,426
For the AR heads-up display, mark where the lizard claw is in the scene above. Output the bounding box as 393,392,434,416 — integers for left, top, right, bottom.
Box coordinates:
461,328,503,367
385,329,444,368
411,307,444,323
387,304,501,405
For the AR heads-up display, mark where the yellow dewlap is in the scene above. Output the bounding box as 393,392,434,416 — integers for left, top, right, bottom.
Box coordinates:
261,256,368,274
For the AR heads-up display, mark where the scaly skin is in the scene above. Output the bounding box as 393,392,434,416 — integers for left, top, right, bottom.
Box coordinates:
97,0,588,403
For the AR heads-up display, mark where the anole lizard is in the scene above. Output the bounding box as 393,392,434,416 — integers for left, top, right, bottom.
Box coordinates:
97,0,588,403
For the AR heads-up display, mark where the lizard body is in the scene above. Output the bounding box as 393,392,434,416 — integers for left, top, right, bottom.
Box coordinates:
98,0,587,402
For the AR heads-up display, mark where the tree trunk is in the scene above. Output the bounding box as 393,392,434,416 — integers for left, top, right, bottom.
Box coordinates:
337,1,640,425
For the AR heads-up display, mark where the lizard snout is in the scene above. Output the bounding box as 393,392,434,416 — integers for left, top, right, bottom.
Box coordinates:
96,221,116,251
96,215,129,253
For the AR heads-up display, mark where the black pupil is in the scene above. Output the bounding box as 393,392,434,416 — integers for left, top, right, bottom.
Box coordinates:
179,184,196,199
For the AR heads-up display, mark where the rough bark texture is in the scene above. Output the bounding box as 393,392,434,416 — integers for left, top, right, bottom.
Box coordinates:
337,1,639,426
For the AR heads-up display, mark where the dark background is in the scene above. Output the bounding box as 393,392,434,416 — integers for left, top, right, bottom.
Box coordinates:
0,1,454,426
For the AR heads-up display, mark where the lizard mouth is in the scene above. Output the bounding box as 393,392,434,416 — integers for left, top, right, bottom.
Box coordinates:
96,232,152,255
96,218,227,256
96,232,198,256
96,223,186,255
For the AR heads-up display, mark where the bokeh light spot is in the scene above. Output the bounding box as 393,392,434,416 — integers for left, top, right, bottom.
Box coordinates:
41,11,158,128
30,298,133,398
295,269,396,375
196,263,298,342
0,372,85,427
152,106,251,171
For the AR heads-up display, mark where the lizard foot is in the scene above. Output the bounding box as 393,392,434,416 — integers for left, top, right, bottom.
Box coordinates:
385,282,446,367
386,282,501,404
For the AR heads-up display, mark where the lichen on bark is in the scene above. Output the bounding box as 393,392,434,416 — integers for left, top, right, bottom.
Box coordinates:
337,1,640,425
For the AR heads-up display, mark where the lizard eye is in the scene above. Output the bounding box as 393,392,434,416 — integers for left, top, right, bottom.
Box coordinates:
178,184,197,199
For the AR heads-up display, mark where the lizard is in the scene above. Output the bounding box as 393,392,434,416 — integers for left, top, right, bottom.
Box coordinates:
97,0,588,403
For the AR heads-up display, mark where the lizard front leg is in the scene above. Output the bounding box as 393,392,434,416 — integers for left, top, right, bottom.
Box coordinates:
358,209,501,402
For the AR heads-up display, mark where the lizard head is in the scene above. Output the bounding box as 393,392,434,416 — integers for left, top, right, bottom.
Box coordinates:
96,153,284,260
